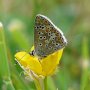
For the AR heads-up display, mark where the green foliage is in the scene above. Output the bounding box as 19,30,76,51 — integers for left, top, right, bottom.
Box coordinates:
0,0,90,90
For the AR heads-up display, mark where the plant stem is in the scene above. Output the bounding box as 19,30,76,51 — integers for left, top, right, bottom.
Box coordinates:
80,37,89,90
30,71,42,90
44,77,47,90
30,71,48,90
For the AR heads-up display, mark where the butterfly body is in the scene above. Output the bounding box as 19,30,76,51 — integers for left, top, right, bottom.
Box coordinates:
34,14,67,58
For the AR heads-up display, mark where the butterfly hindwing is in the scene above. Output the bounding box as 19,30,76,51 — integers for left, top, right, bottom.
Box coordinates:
34,14,67,57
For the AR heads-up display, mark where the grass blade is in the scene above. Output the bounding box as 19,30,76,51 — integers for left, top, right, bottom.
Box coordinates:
0,22,15,90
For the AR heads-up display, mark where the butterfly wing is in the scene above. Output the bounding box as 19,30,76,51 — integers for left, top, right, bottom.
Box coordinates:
34,14,67,57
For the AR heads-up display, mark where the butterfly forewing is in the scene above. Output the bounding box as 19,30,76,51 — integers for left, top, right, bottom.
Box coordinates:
34,14,67,57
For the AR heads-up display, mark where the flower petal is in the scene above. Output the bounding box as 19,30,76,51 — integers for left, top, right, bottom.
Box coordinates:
15,52,42,75
40,49,63,76
15,47,63,76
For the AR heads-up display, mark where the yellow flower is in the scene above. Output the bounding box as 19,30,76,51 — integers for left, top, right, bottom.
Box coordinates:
15,47,63,76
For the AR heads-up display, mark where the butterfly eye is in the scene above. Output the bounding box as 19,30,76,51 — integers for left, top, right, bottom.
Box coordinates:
29,50,35,56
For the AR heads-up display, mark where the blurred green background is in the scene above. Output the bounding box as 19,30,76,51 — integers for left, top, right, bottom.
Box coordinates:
0,0,90,90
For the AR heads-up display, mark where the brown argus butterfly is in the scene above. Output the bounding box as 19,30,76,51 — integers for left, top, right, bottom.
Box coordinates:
33,14,67,58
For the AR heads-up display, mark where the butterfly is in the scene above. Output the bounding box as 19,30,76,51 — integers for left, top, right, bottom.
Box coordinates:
30,14,67,58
